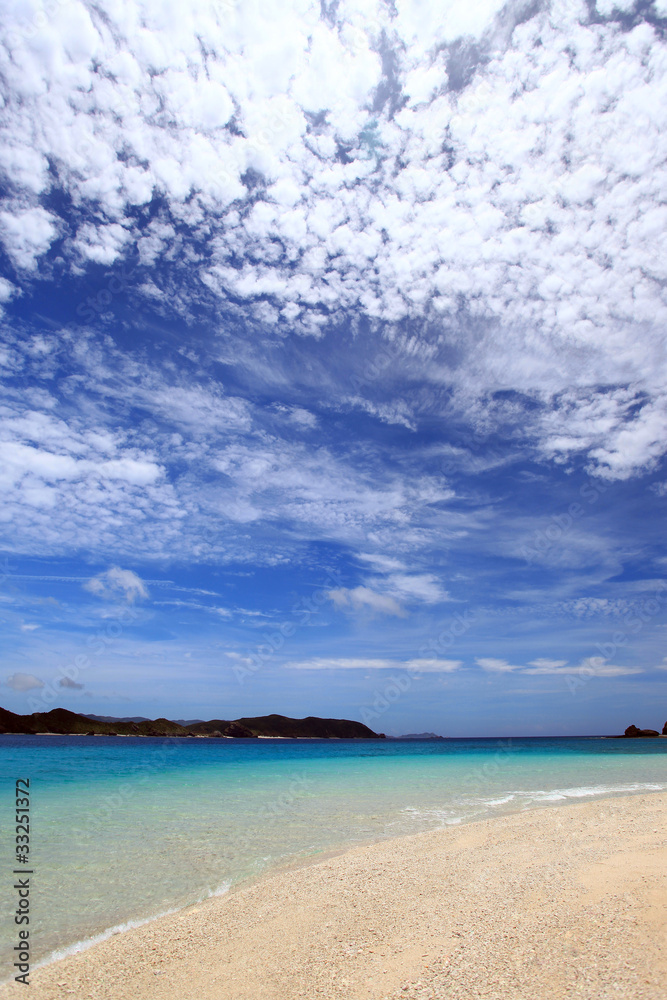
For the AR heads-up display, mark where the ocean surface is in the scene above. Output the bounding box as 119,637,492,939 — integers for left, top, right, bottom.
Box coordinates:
1,733,666,976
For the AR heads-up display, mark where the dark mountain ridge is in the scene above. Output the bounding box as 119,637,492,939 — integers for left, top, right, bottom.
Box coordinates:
83,714,151,723
84,714,205,725
0,707,385,739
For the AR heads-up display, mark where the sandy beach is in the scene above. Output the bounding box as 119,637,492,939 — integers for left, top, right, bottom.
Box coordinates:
4,792,666,1000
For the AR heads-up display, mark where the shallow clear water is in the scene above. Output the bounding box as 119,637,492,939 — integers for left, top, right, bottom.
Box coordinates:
1,734,665,974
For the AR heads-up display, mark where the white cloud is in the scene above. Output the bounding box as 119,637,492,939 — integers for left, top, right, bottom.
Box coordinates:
286,657,461,671
475,655,643,677
476,657,523,673
152,599,232,618
347,396,417,430
0,207,59,271
351,556,451,608
0,412,163,489
521,656,642,676
84,567,149,603
6,672,44,691
527,658,569,671
405,658,462,673
274,405,318,429
383,573,450,604
0,388,182,558
0,277,17,304
289,657,396,670
357,553,407,573
0,329,465,563
327,585,406,617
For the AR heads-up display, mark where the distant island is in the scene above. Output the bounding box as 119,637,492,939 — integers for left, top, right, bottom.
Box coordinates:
617,723,667,738
390,732,446,740
83,714,206,726
0,706,385,739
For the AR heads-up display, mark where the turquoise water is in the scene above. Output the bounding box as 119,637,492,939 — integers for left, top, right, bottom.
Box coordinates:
1,734,666,976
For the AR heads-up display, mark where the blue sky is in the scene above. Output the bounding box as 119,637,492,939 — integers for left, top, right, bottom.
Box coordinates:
1,0,666,735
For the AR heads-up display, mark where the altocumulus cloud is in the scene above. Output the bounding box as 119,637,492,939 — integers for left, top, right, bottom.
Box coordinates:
1,0,666,483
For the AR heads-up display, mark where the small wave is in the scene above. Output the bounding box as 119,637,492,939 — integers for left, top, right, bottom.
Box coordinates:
482,794,516,807
401,806,466,824
33,881,231,972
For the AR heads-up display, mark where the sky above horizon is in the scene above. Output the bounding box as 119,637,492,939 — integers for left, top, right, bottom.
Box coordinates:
1,0,666,736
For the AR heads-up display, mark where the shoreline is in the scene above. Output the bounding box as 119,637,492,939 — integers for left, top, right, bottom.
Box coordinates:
2,731,666,739
2,790,665,999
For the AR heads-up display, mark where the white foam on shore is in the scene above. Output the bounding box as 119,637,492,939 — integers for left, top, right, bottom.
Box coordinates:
400,782,666,827
520,782,665,803
28,881,231,976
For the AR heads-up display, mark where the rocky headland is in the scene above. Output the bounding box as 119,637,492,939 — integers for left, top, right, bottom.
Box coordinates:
616,722,667,738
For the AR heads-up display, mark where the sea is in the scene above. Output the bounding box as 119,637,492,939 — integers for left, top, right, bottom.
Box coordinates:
1,733,666,978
